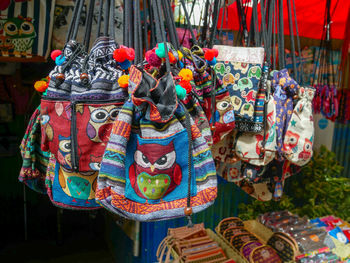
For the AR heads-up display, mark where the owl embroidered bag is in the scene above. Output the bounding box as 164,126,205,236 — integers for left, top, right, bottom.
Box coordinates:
19,106,50,194
45,155,100,209
0,0,55,60
41,1,128,172
283,87,315,166
97,12,217,221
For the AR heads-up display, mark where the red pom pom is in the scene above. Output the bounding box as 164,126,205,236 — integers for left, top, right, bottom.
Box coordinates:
168,52,176,64
149,52,162,67
51,50,62,61
113,48,128,63
126,48,135,60
212,49,219,57
204,50,215,61
145,50,153,61
179,80,192,94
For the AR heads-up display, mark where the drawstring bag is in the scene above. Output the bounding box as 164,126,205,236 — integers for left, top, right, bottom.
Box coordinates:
96,62,217,221
272,69,299,160
235,93,277,166
19,106,50,194
45,155,100,209
283,87,315,166
41,0,128,172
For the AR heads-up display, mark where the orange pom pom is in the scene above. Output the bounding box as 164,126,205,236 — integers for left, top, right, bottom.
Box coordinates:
178,68,193,81
34,80,48,92
168,52,176,64
113,48,128,63
118,75,130,88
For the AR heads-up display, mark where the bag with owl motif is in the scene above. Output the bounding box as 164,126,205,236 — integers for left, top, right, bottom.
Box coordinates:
97,65,217,221
182,47,235,144
45,155,101,210
41,5,128,173
235,94,277,166
283,87,315,166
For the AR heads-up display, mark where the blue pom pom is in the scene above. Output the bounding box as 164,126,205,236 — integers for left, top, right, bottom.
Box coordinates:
55,55,66,66
119,60,131,70
178,61,184,68
175,85,186,100
207,57,217,66
155,43,166,58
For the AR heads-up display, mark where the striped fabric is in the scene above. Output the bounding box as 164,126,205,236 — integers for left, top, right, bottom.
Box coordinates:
97,68,217,221
0,0,55,60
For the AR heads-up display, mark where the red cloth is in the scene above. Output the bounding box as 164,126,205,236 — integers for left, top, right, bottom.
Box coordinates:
218,0,350,40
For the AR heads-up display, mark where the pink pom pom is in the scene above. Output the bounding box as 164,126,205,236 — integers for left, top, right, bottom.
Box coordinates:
126,48,135,60
149,52,162,67
51,50,62,61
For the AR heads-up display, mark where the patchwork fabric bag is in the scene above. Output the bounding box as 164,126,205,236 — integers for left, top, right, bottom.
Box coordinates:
45,155,100,209
283,87,315,166
19,106,50,194
182,47,235,144
97,65,217,221
235,94,277,166
41,3,128,172
213,45,266,133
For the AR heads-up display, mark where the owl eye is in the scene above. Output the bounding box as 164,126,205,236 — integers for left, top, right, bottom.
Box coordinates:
59,140,71,153
40,115,50,125
109,108,119,120
4,22,18,36
217,101,230,111
91,109,109,123
20,22,34,34
134,150,150,168
154,151,176,170
304,141,312,151
6,38,11,44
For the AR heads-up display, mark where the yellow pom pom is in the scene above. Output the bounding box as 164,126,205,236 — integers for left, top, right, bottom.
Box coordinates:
178,50,183,61
34,80,48,92
178,68,193,81
118,75,130,88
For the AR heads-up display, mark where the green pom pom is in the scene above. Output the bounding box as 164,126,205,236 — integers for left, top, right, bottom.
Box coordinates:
155,43,166,58
175,85,186,100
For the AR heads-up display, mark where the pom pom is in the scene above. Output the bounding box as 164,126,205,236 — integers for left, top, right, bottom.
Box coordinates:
113,48,128,63
55,55,66,66
148,52,162,67
204,49,215,61
178,61,184,68
207,57,217,66
126,48,135,60
175,85,186,100
155,43,166,58
168,52,176,64
178,50,183,60
34,80,48,92
118,75,130,88
212,49,219,57
119,59,131,70
179,80,192,93
51,50,62,61
178,68,193,81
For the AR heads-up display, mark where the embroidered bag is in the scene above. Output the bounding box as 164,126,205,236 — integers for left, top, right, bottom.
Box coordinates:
283,87,315,166
19,106,50,194
45,155,100,209
41,1,128,172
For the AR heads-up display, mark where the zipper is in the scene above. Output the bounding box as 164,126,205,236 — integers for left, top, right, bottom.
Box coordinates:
71,101,79,172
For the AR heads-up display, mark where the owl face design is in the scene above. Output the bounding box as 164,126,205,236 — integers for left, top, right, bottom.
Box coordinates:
86,105,119,142
57,135,72,169
129,141,182,200
3,17,36,39
284,131,300,153
216,96,235,124
298,138,312,161
0,35,14,50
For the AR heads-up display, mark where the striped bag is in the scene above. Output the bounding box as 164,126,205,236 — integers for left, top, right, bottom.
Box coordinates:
19,106,50,194
97,66,217,221
0,0,55,61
